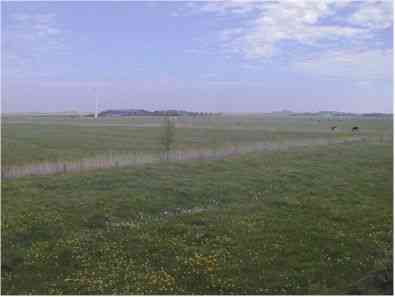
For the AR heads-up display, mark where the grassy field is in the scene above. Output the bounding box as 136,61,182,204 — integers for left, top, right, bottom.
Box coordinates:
2,114,392,167
1,114,393,294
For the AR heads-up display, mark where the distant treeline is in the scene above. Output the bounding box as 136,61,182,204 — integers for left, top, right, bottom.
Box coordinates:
92,109,222,117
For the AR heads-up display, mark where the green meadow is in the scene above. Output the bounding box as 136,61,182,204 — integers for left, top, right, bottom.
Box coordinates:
1,114,393,294
2,114,391,167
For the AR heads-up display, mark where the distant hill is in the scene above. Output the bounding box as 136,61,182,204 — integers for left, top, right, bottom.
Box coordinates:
361,113,393,118
99,109,152,117
269,110,294,115
292,111,355,117
291,111,392,118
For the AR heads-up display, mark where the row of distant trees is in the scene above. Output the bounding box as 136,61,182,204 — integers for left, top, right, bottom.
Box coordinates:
84,112,222,118
85,109,223,118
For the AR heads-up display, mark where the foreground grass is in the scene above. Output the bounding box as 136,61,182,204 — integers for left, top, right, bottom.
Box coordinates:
2,141,393,294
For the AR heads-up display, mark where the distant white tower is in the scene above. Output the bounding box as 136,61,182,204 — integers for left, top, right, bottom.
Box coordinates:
94,87,99,119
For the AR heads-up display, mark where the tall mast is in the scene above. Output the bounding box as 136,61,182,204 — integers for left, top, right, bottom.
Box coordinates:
94,87,98,119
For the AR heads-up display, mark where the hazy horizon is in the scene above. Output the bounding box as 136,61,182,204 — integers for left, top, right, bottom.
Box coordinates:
2,1,393,114
1,108,394,116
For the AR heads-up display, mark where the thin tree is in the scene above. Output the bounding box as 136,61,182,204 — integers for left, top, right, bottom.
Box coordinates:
160,116,176,161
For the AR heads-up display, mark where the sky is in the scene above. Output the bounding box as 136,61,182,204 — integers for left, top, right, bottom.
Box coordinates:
1,0,393,113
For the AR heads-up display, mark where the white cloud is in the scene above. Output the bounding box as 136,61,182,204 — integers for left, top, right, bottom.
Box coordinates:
349,1,393,29
186,1,392,60
198,1,263,15
291,48,393,82
182,0,392,86
220,1,375,58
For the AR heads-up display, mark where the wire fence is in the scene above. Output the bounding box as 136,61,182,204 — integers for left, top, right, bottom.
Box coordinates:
2,135,381,180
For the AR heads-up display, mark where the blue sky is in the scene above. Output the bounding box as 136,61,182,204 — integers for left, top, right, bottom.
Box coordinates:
2,1,393,113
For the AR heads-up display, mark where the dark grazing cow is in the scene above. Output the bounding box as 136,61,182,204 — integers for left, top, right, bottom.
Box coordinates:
352,126,359,132
331,126,337,131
